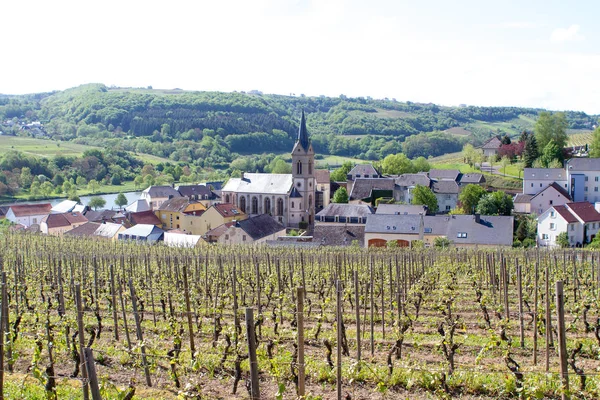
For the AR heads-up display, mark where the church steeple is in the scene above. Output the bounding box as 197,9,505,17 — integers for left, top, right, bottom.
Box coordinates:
297,110,309,151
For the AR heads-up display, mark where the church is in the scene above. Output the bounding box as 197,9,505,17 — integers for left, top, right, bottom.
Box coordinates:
221,112,316,229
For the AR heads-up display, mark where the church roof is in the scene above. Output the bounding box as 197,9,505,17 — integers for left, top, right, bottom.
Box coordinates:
289,187,303,198
297,110,310,151
222,173,293,195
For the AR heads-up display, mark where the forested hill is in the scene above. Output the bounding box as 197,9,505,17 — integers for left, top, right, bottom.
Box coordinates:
0,84,597,164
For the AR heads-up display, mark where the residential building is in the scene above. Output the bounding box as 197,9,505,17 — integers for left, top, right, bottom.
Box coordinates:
429,169,461,181
176,184,220,207
140,186,182,210
64,222,102,238
432,180,460,212
565,158,600,202
315,203,373,225
51,200,86,214
125,199,151,213
481,137,502,157
221,112,316,228
537,202,600,247
155,197,206,230
315,169,331,212
393,173,431,204
528,182,572,215
94,222,126,240
41,212,88,235
346,164,381,194
513,194,533,214
313,225,365,247
85,209,119,223
127,210,162,227
6,203,52,227
205,214,286,245
523,168,567,195
186,203,247,236
458,173,486,186
118,224,164,243
348,178,395,205
375,204,427,215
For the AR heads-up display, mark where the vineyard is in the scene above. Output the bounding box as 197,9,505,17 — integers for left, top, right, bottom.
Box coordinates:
0,234,600,399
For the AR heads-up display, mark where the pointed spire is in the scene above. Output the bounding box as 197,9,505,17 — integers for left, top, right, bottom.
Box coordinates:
297,110,309,151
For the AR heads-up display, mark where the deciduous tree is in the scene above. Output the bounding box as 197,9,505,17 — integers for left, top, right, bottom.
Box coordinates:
412,185,438,214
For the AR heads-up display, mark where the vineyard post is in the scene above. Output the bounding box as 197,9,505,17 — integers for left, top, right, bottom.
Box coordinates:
75,284,90,400
555,281,569,399
83,348,101,400
297,287,305,397
381,259,385,340
182,264,196,358
533,261,539,365
336,279,342,400
254,257,262,340
93,256,99,316
370,255,374,357
503,258,509,322
572,253,577,303
129,279,152,387
118,278,132,351
109,265,119,341
517,260,524,348
245,308,260,400
354,270,361,363
545,262,552,372
0,282,5,400
1,273,9,373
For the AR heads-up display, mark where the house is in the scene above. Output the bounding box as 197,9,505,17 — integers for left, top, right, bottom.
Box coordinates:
40,212,88,235
513,194,533,214
125,199,151,213
432,180,460,213
523,168,567,195
155,197,206,231
375,204,427,215
183,203,248,236
64,222,102,238
365,214,513,248
315,169,331,212
127,210,162,227
348,178,395,205
481,137,502,158
346,164,381,194
313,225,365,247
163,231,204,248
85,209,119,223
537,202,600,247
393,174,431,204
6,203,52,227
51,200,86,214
139,186,182,210
565,158,600,202
94,222,126,240
118,224,164,244
429,169,461,182
221,112,316,228
176,184,220,207
205,214,286,245
0,206,8,220
459,173,486,186
315,203,373,225
528,182,572,215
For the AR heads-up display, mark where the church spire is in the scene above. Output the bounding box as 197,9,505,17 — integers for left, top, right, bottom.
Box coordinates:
297,110,309,151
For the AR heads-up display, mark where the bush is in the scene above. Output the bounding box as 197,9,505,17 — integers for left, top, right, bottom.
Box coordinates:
513,239,522,248
522,238,535,248
298,221,308,230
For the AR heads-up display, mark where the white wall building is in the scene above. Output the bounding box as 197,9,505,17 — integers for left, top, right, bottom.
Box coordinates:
523,168,568,195
537,202,600,247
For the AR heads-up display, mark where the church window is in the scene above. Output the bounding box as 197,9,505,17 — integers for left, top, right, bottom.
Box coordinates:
264,197,271,214
225,194,230,203
309,195,312,207
239,197,246,213
292,201,295,209
297,161,302,175
308,160,312,174
252,196,258,214
277,198,284,216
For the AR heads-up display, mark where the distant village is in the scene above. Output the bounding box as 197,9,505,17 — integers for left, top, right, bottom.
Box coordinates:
0,113,597,250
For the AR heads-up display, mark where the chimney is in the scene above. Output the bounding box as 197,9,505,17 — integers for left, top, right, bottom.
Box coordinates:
474,214,481,223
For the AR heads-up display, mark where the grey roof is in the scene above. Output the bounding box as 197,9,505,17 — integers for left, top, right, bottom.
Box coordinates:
432,180,460,194
349,178,395,200
143,185,182,199
297,110,310,151
125,199,151,213
481,137,502,149
429,169,460,181
85,209,117,223
222,173,293,195
523,168,566,181
459,173,486,184
316,203,374,218
375,204,427,215
394,173,430,187
176,185,218,199
348,164,380,178
51,200,79,213
566,158,600,171
365,214,423,234
237,214,286,240
514,194,533,204
289,187,303,198
64,222,102,237
158,197,196,212
119,224,164,242
94,222,124,238
313,225,365,247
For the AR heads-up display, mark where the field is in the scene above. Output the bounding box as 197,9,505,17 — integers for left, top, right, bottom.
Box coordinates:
568,131,593,147
0,234,599,399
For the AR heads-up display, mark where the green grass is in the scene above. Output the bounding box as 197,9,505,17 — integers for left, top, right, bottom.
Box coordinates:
316,155,368,167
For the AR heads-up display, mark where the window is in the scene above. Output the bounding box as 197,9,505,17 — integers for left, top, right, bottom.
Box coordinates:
297,161,302,175
277,198,284,216
308,195,312,207
549,200,553,205
540,183,542,187
162,214,166,220
585,187,589,192
251,196,258,214
239,196,246,213
264,197,271,215
570,236,574,242
550,211,555,217
446,205,451,211
571,224,575,231
596,177,599,182
308,160,312,175
550,223,555,230
457,232,467,238
291,201,295,209
595,187,598,192
531,183,534,187
225,194,230,203
585,176,589,181
542,233,549,240
243,235,246,241
225,234,229,240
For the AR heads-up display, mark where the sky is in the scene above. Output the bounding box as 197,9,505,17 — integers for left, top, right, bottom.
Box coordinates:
2,0,600,114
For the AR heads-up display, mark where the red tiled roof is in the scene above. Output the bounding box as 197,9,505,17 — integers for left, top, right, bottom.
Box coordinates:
566,202,600,223
129,210,162,226
9,203,52,217
553,205,578,223
212,203,244,218
43,212,87,229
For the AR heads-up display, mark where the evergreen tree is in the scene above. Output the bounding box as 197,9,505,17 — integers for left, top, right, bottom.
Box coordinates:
523,134,539,168
516,220,528,241
501,134,511,145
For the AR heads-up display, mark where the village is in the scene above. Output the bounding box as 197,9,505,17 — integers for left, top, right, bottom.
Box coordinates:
0,113,598,250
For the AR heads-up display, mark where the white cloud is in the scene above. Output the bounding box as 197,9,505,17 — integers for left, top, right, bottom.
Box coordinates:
551,24,585,43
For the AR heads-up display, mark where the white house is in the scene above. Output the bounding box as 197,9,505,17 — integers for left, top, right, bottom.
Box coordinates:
565,158,600,203
537,202,600,247
139,186,182,210
523,168,568,196
6,203,52,227
527,182,572,215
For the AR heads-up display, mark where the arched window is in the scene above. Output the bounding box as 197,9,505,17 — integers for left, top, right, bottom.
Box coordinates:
308,160,312,175
297,160,302,175
252,196,258,214
239,196,246,213
308,195,312,207
291,201,295,209
277,198,284,216
225,194,230,203
264,197,271,215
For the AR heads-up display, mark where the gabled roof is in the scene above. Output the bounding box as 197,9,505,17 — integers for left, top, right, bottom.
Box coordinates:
125,199,151,213
51,200,78,214
514,194,533,204
429,169,460,181
9,203,52,217
432,180,460,194
375,204,427,215
158,197,197,212
553,205,579,223
348,164,380,178
459,173,486,184
222,173,293,195
236,214,286,240
129,210,162,226
365,214,422,234
349,178,395,200
0,206,8,217
313,225,365,247
176,185,218,199
94,222,124,238
531,182,572,201
316,203,374,218
164,232,203,248
211,203,245,218
120,224,164,239
289,187,303,198
565,202,600,223
394,173,430,187
42,212,87,228
523,168,566,181
143,185,182,199
204,221,235,239
65,222,102,237
315,169,330,184
444,215,513,246
566,158,600,172
481,137,502,149
85,209,118,223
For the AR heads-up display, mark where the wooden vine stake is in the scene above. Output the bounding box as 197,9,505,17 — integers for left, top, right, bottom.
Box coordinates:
336,279,343,400
0,282,5,400
129,279,152,387
297,287,305,397
517,260,524,348
109,265,119,341
75,284,90,400
533,261,539,365
555,281,569,399
182,264,196,358
245,308,260,400
84,348,101,400
353,270,361,363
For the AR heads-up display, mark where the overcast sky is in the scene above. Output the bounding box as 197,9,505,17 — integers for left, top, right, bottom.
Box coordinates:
2,0,599,114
